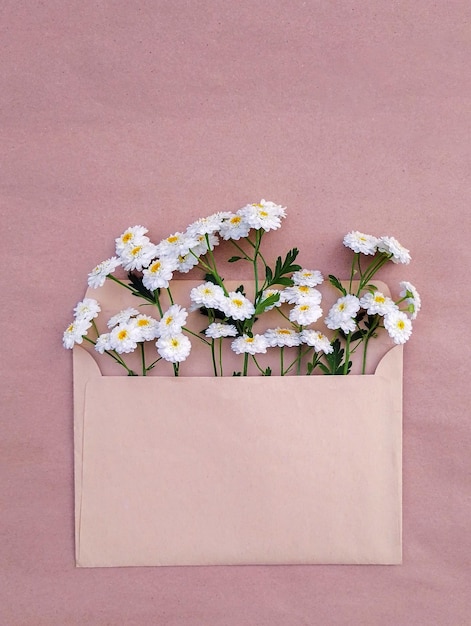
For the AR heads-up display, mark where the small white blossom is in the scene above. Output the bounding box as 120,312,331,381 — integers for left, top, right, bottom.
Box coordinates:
281,285,322,305
231,334,269,355
377,236,411,264
175,251,200,273
115,226,149,254
190,282,226,310
142,257,177,290
221,292,255,321
190,232,220,256
119,239,158,271
289,302,323,326
238,199,286,232
87,257,121,289
73,298,101,322
399,281,421,320
186,212,229,237
158,304,188,337
157,333,192,363
129,314,160,341
264,328,301,348
343,231,379,255
155,232,199,260
107,308,140,329
109,323,140,353
260,289,282,310
205,323,238,339
218,213,251,240
384,311,413,344
300,329,334,354
325,295,361,334
62,318,92,349
359,291,398,316
292,269,324,287
95,333,112,354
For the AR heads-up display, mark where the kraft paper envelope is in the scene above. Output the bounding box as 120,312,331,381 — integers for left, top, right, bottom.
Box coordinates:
73,281,403,567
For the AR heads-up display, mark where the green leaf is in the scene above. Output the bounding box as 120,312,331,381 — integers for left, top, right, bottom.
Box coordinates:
265,266,273,282
263,367,272,376
265,248,301,288
254,293,280,315
235,284,245,295
127,272,155,302
328,275,347,296
228,256,242,263
232,371,242,376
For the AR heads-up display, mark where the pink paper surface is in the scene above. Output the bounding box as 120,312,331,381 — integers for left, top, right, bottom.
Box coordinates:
2,1,471,623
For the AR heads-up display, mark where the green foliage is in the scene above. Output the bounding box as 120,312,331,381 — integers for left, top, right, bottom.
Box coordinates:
318,339,351,375
328,274,347,296
127,272,155,302
265,248,301,288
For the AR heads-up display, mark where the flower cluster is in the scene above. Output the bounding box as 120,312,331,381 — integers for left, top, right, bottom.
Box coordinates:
63,205,421,376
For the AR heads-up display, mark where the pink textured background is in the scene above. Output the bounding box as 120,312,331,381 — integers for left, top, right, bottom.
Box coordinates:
1,1,470,624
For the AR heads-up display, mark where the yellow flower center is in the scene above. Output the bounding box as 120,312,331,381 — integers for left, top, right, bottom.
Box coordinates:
300,305,309,312
259,210,268,217
167,235,179,244
252,203,264,208
137,319,149,327
245,337,254,343
230,216,241,225
203,288,212,295
131,246,142,257
165,316,173,326
122,232,133,244
338,303,345,311
374,295,385,303
299,286,310,293
232,298,243,307
397,320,405,330
150,261,161,273
118,330,128,340
277,329,291,335
171,338,179,347
67,324,74,332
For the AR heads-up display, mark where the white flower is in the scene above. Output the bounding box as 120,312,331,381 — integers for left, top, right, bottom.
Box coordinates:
377,236,411,264
129,314,160,341
175,251,200,273
292,269,324,287
384,311,413,344
107,308,140,329
95,333,112,354
109,323,140,353
343,231,379,255
325,295,361,334
231,334,269,355
218,213,251,240
73,298,101,321
300,329,334,354
119,239,158,271
289,302,323,326
157,333,191,363
158,304,188,337
62,318,92,349
399,281,421,320
221,292,255,321
186,212,229,237
238,199,286,232
115,226,148,254
281,285,322,305
190,282,226,310
359,291,398,316
142,257,177,290
264,328,301,348
155,232,199,260
205,323,238,339
260,289,282,310
87,257,121,289
190,232,219,256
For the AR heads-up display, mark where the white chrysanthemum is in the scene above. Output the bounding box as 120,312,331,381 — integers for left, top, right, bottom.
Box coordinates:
157,333,192,363
399,281,421,320
205,323,238,339
129,314,160,341
384,311,413,344
218,213,251,240
115,225,149,253
155,232,199,260
190,282,226,310
300,329,334,354
73,298,101,321
175,251,200,273
325,295,361,334
343,231,379,255
238,199,286,232
264,328,301,348
87,257,121,289
289,302,323,326
221,292,255,321
95,333,112,354
107,308,140,329
186,212,230,237
62,318,92,349
190,232,219,256
158,304,188,337
377,236,411,264
109,323,140,353
119,239,158,271
359,291,398,316
231,334,269,355
292,269,324,287
281,285,322,305
142,257,177,290
260,289,282,310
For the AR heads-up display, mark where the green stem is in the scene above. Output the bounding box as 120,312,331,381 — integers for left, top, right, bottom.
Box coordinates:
210,339,218,376
182,326,211,346
153,290,163,316
219,338,224,376
243,353,249,376
251,355,266,375
167,287,174,305
82,336,136,375
230,239,253,262
343,334,352,375
280,347,284,376
140,342,147,376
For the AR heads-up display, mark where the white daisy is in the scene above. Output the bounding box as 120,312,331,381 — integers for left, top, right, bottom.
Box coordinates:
238,199,286,232
73,298,101,322
186,212,230,237
119,239,158,271
62,318,92,349
158,304,188,337
377,236,411,264
260,289,282,310
399,281,421,320
95,333,112,354
343,231,379,255
109,323,140,354
190,282,226,310
205,323,238,339
231,334,269,355
87,257,121,289
384,311,413,344
264,328,301,348
142,257,177,291
107,308,140,329
175,251,200,273
359,291,398,316
292,269,324,287
221,292,255,321
190,232,220,256
129,314,160,341
218,213,251,240
115,226,148,254
155,232,199,260
300,329,334,354
289,302,323,326
281,285,322,305
325,295,361,334
157,333,192,363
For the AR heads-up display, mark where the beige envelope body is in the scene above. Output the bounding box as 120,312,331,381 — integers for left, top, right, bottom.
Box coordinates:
73,281,402,567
